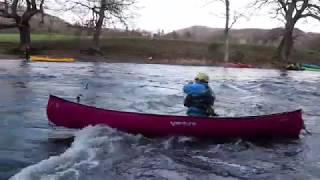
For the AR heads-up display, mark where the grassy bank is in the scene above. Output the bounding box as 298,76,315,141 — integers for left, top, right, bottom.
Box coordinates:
0,33,82,43
1,33,320,68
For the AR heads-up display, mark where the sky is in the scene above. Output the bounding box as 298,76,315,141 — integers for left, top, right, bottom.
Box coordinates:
52,0,320,33
131,0,320,33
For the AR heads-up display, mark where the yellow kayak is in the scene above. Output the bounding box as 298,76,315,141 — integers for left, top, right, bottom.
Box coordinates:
31,56,75,62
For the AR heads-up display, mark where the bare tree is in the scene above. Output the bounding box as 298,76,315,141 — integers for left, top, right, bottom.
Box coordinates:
0,0,45,49
223,0,231,62
205,0,246,62
57,0,136,49
253,0,320,61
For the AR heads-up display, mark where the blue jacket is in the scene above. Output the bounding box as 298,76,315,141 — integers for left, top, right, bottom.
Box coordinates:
183,82,215,117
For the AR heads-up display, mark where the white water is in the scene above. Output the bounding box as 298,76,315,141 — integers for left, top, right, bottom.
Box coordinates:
11,125,241,180
1,61,320,180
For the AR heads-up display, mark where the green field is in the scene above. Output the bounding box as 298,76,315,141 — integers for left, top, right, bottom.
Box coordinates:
1,33,320,67
0,33,82,43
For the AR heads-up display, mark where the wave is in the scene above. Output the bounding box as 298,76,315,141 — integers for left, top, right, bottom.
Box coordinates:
10,126,144,180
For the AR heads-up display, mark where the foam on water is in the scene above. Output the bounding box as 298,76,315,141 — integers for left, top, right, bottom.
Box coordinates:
10,126,144,180
11,125,250,180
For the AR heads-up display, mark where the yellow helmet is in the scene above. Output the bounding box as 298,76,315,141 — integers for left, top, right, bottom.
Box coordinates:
195,72,209,83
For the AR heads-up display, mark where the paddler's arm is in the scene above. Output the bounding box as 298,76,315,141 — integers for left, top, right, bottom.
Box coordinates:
183,81,194,94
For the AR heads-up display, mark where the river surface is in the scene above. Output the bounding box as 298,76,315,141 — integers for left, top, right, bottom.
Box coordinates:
0,60,319,180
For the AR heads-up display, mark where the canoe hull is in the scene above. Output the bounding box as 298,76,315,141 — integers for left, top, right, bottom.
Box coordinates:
47,95,303,138
303,67,320,72
302,64,320,69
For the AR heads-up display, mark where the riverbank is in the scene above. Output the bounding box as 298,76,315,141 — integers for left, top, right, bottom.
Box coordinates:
1,34,320,68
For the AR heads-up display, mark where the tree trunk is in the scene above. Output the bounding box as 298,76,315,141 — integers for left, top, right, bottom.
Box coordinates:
278,22,295,62
18,22,31,49
93,16,103,48
223,0,230,63
92,0,106,49
224,34,230,62
18,22,31,61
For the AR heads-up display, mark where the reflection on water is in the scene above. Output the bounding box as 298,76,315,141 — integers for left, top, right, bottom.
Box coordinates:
0,60,319,180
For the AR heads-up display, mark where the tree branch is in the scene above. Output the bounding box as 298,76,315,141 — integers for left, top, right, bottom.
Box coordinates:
26,0,32,10
293,0,308,21
31,0,37,10
308,3,320,12
278,0,288,13
11,0,19,16
73,1,100,14
229,12,247,29
301,13,320,21
22,9,41,22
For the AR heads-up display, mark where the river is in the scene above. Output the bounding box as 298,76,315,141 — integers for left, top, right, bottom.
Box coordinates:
0,60,319,180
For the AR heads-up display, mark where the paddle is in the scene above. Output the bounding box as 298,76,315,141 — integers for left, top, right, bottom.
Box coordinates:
76,83,88,103
76,94,83,103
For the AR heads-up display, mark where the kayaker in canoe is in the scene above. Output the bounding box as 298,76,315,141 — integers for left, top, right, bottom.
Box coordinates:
183,72,217,117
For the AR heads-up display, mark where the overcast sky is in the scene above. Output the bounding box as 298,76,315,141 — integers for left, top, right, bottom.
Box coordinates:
132,0,320,33
54,0,320,33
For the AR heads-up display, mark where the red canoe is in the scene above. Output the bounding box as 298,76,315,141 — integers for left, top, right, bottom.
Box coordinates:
47,95,303,139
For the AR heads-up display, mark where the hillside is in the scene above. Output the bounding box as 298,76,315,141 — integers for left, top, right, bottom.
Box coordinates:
166,26,320,50
2,10,320,51
0,13,74,33
0,13,148,37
